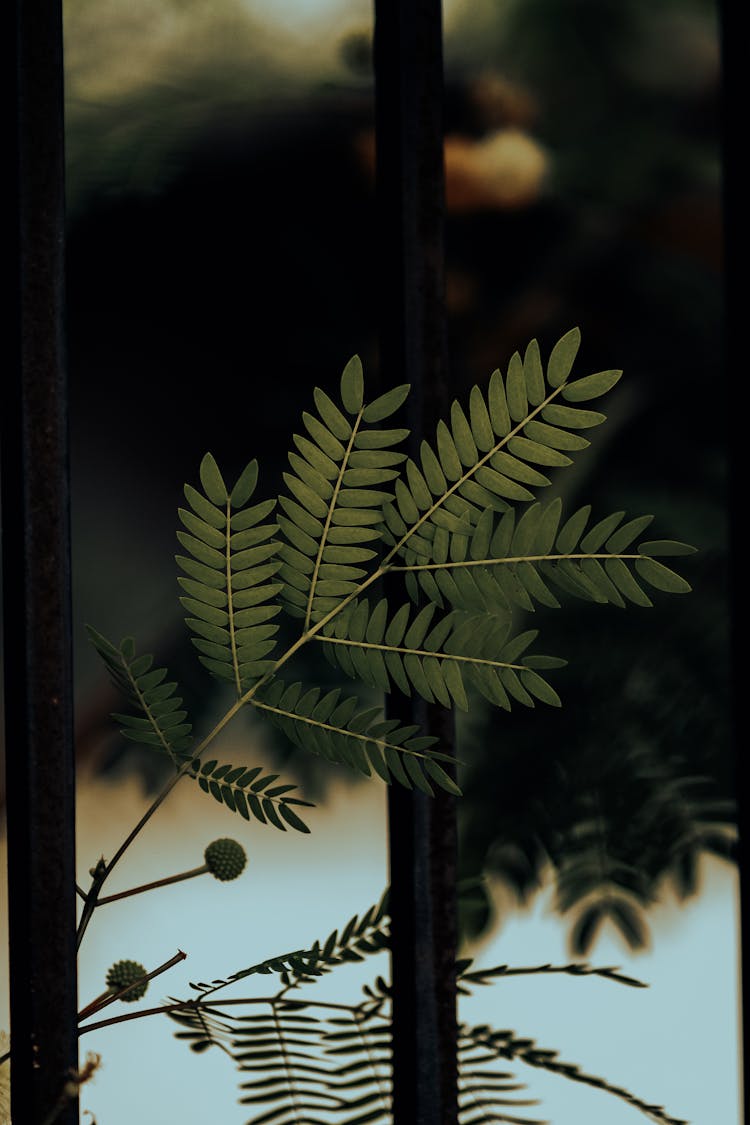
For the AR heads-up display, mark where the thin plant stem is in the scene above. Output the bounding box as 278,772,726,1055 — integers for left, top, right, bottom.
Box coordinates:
78,950,187,1023
76,858,107,951
78,995,387,1037
96,865,209,905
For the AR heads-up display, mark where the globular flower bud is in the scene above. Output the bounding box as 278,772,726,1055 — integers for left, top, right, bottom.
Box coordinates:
106,960,149,1002
204,838,247,882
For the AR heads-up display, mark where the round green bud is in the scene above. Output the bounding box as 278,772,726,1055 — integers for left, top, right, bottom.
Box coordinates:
106,960,149,1002
204,838,247,882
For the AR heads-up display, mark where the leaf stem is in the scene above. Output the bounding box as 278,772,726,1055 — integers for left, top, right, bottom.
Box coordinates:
78,994,388,1037
96,865,209,906
304,408,364,631
316,634,527,670
390,551,641,572
78,950,187,1023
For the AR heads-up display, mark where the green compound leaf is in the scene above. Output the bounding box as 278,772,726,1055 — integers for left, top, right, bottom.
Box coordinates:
383,328,626,574
86,627,192,766
318,599,562,714
178,457,282,697
252,678,459,795
388,494,693,618
279,360,409,627
189,759,314,830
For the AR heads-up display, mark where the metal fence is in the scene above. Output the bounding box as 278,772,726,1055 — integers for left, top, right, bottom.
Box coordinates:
4,1,456,1121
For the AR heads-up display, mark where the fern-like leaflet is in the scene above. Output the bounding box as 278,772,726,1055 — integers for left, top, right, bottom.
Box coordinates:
177,453,283,698
190,890,391,996
459,1025,687,1125
317,599,564,712
278,355,409,628
165,896,680,1125
187,759,314,832
252,678,460,795
85,627,193,766
395,498,694,614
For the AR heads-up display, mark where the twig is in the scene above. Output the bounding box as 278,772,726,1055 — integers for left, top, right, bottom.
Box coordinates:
96,865,209,905
78,950,187,1022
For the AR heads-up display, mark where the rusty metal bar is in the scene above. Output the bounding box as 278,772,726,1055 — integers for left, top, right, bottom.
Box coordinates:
3,0,79,1120
373,2,458,1122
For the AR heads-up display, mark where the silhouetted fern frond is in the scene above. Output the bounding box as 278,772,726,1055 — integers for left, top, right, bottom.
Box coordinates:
234,1000,392,1125
457,960,646,993
166,893,687,1125
187,759,314,832
85,627,192,766
192,891,390,997
460,1024,688,1125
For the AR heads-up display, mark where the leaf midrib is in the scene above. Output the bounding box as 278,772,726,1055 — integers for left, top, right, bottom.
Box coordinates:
304,408,364,631
316,635,527,671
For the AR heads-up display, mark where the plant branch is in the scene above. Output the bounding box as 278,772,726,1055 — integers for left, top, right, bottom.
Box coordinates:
96,865,210,905
78,994,386,1037
75,857,108,951
78,950,187,1022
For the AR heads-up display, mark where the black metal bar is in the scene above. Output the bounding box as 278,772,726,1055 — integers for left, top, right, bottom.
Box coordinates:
3,0,79,1120
373,3,458,1123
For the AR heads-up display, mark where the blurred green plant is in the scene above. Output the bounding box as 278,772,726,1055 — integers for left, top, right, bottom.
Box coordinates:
10,331,696,1123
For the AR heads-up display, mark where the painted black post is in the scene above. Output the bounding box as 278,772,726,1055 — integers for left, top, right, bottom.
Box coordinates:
3,0,79,1120
373,2,458,1122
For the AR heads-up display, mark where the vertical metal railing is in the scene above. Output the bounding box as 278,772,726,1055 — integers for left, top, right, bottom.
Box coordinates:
3,0,79,1121
3,1,455,1121
373,3,458,1122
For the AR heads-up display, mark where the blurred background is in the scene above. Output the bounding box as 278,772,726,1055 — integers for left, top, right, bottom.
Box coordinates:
1,0,739,1121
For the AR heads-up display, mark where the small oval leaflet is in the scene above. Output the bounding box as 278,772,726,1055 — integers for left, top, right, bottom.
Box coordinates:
230,460,259,508
547,326,581,388
635,556,692,594
362,383,411,424
562,369,623,403
340,355,364,413
199,452,229,505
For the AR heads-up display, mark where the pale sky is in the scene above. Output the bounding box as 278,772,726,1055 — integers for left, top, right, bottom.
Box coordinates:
2,756,741,1125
